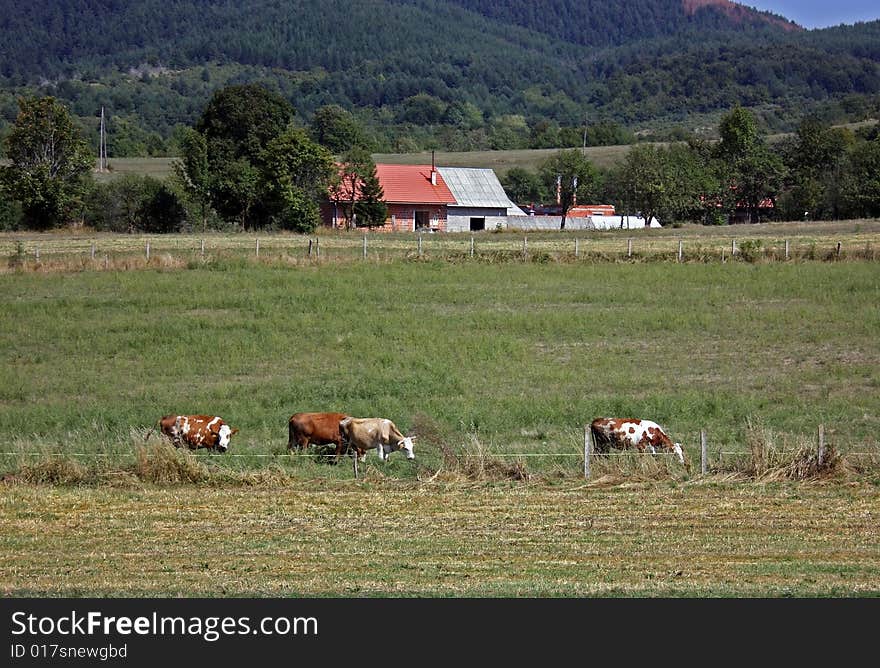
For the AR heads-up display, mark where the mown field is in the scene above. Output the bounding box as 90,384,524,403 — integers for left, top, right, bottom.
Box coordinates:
1,230,879,596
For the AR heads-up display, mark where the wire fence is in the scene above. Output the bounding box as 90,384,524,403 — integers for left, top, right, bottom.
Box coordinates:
2,230,879,272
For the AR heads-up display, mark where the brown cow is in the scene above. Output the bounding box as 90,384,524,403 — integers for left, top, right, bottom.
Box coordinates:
589,417,685,464
287,412,350,455
152,414,238,452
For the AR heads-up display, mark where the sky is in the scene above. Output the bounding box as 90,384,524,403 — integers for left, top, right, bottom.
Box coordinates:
742,1,880,28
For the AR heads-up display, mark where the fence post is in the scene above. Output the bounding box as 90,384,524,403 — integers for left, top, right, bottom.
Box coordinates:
678,239,683,263
418,233,423,258
627,238,633,258
522,236,527,260
90,243,96,260
255,238,260,258
701,429,707,475
316,238,320,258
731,238,737,256
785,239,790,260
308,239,313,257
836,242,842,259
352,452,359,479
35,247,40,262
470,235,475,258
575,238,580,258
363,234,367,260
817,424,826,466
200,239,205,257
583,425,592,480
145,241,150,261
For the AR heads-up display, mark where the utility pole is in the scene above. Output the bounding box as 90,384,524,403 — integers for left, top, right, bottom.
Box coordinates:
98,107,108,172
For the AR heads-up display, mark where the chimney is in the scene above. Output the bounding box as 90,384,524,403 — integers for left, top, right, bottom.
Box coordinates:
430,150,437,185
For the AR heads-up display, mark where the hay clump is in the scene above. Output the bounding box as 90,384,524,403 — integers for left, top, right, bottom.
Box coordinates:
133,442,207,483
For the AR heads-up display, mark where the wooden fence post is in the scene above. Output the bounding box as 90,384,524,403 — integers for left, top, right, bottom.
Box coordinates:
255,238,260,258
352,452,359,479
363,234,367,260
678,239,683,263
627,238,633,258
785,239,790,260
35,247,40,262
731,238,737,256
200,239,205,257
522,236,527,259
316,238,320,258
470,235,475,258
583,425,592,480
701,429,708,475
836,242,842,259
418,233,423,258
308,239,313,257
575,238,580,258
90,243,96,260
145,241,150,261
817,424,826,466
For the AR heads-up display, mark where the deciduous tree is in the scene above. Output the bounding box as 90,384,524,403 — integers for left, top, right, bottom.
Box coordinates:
1,96,93,229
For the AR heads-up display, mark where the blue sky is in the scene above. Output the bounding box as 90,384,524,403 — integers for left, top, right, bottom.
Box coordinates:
742,1,880,28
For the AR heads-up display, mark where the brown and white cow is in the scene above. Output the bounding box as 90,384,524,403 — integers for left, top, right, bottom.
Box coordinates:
589,417,685,464
287,412,350,454
154,414,238,452
338,417,415,463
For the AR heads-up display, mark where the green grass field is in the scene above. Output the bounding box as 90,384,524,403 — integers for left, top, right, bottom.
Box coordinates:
91,144,635,182
1,238,879,596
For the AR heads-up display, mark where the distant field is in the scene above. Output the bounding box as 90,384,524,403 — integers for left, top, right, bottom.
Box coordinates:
91,145,635,182
3,219,880,270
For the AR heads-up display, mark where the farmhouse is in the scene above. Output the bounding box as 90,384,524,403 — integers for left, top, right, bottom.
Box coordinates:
321,163,524,232
323,163,456,232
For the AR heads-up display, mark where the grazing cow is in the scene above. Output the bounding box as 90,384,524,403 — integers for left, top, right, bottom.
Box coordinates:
590,417,685,464
153,414,238,453
287,412,350,454
338,417,415,463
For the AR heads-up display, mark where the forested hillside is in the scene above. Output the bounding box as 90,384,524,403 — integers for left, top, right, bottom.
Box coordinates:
0,0,878,155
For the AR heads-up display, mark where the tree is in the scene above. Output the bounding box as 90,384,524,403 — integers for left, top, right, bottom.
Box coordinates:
1,96,93,229
501,167,548,206
714,106,786,223
172,127,212,231
190,84,295,228
538,149,600,229
310,105,366,153
329,147,387,229
262,128,336,232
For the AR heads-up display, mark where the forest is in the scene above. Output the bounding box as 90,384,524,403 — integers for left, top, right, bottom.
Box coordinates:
0,1,879,155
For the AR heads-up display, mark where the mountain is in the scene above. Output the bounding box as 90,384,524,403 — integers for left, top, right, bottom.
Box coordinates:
0,1,877,155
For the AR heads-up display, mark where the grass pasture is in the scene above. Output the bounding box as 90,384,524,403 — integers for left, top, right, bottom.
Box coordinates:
1,229,879,596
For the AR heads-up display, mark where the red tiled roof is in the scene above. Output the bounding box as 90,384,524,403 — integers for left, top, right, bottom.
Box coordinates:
375,164,456,204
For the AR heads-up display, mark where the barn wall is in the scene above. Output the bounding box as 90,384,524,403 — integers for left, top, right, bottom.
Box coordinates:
446,207,508,233
321,202,448,232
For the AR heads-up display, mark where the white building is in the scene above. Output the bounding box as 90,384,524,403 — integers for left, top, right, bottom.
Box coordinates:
438,167,527,232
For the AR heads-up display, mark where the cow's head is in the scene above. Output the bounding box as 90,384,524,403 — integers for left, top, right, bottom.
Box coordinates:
672,442,685,465
378,436,416,461
399,436,415,460
216,425,238,453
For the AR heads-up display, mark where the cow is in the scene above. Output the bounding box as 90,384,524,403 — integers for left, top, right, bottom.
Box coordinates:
151,414,238,452
287,412,350,455
338,417,415,463
589,417,685,464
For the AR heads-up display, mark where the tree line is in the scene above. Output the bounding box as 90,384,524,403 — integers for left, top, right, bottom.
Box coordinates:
1,90,879,233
